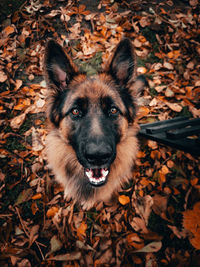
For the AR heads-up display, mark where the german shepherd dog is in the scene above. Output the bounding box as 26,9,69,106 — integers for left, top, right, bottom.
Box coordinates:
44,38,144,209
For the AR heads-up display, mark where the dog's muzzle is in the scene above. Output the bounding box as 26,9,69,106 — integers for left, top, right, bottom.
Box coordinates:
83,140,115,186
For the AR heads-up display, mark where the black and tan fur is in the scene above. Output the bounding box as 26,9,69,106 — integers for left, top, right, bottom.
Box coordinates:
44,38,144,209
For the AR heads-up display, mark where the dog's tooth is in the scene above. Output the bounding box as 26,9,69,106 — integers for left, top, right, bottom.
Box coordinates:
85,169,93,179
102,169,109,177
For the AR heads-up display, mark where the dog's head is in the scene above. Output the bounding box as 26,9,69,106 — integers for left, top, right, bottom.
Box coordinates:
44,38,142,188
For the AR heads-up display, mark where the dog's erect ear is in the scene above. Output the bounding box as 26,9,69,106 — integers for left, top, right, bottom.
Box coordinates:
108,38,135,86
44,40,78,90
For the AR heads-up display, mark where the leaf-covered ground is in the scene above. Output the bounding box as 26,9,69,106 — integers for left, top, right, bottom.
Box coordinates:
0,0,200,266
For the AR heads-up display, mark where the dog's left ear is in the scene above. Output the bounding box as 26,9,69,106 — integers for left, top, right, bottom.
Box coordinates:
108,38,135,86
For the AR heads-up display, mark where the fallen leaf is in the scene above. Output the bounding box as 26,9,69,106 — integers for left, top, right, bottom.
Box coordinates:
129,217,148,233
0,70,7,82
32,193,42,200
134,195,153,224
15,189,33,205
163,62,174,70
31,202,39,215
48,252,81,261
10,113,26,129
182,202,200,249
126,233,144,249
29,225,39,247
46,206,59,218
4,25,15,36
49,235,63,254
165,88,174,97
133,241,162,253
166,102,182,112
77,221,87,239
118,195,130,205
14,79,23,90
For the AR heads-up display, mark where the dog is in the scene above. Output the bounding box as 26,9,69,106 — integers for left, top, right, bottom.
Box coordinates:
44,38,145,209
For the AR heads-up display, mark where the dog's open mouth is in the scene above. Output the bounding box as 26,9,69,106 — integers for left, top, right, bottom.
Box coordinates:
85,168,109,186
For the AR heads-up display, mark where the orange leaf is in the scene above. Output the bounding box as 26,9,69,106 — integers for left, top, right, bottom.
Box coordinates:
31,202,39,215
161,165,169,175
32,193,42,200
137,151,146,158
167,50,180,59
190,178,198,186
167,160,174,168
77,221,87,239
138,106,149,119
183,202,200,249
118,195,130,205
4,25,15,36
46,206,59,218
158,171,166,185
126,233,144,249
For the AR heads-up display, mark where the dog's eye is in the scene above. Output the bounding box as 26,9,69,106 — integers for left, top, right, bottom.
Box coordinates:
71,108,81,117
109,107,118,115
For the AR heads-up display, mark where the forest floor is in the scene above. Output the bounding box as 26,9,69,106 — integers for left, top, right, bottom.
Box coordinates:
0,0,200,266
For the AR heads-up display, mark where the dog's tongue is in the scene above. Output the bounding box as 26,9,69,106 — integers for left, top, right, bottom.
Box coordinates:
85,168,109,186
92,168,101,178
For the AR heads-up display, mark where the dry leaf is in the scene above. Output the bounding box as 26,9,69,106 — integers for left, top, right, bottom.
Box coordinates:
15,189,33,206
4,25,15,36
166,102,182,112
134,195,153,224
77,221,87,239
165,88,174,97
29,225,39,247
163,62,174,70
49,235,63,254
126,233,144,249
10,113,26,129
48,252,81,261
118,195,130,205
133,241,162,253
182,202,200,249
32,193,42,200
129,217,148,233
46,206,59,218
0,70,7,82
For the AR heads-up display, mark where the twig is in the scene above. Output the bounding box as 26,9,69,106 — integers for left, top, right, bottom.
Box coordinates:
15,206,45,261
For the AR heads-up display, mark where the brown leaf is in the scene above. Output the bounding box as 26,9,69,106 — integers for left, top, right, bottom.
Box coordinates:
15,189,33,205
3,25,15,36
48,252,81,261
152,194,169,221
49,235,63,254
77,221,87,239
133,241,162,253
134,195,153,224
166,102,182,112
0,70,7,82
10,113,26,129
129,217,148,233
46,206,59,218
182,202,200,249
126,233,144,249
29,225,39,247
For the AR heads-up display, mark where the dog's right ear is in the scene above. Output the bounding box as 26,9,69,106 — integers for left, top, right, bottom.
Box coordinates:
44,40,78,91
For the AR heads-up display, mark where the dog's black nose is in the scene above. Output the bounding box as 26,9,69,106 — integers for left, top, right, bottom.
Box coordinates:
85,142,113,165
